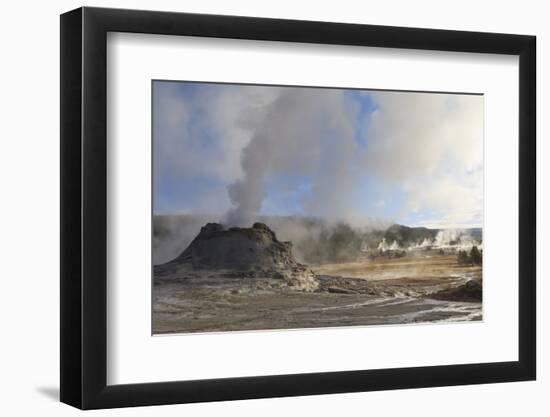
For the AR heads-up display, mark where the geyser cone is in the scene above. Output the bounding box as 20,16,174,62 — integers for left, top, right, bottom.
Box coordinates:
159,222,318,291
175,222,299,270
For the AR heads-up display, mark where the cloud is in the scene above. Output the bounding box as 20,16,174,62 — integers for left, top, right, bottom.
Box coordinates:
154,82,279,181
363,91,483,227
153,82,279,213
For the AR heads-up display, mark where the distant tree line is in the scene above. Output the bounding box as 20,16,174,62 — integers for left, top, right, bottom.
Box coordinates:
457,246,482,265
297,223,363,264
383,224,438,247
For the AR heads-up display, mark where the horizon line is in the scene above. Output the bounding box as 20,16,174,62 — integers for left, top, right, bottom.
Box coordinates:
152,211,482,230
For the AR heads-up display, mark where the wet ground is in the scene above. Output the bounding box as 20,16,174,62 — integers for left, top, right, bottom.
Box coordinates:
153,254,482,334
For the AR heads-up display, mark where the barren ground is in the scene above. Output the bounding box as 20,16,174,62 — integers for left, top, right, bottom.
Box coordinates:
153,253,482,334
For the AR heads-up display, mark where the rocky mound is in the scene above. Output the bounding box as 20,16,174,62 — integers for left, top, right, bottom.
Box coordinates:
176,222,297,269
430,279,482,302
158,222,318,291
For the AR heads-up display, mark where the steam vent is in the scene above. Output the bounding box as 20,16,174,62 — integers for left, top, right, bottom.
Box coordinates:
159,222,318,291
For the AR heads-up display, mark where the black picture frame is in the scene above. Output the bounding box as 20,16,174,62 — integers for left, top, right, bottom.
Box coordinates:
60,6,536,410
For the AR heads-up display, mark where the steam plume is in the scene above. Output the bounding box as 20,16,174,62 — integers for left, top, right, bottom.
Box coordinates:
224,88,359,226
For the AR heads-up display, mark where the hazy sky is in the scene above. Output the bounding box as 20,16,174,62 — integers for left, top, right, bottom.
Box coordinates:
153,81,483,229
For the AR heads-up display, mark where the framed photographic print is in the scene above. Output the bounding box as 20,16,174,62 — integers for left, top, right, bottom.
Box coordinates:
60,6,536,409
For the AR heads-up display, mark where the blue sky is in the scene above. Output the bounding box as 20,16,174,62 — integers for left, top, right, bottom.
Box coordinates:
153,81,483,229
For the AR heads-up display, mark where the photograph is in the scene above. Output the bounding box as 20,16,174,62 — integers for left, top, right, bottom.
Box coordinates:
51,3,540,412
152,81,484,334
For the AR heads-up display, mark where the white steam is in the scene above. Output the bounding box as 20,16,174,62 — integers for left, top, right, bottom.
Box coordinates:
222,88,483,228
364,91,483,228
432,229,482,251
154,82,483,229
377,238,401,252
224,88,361,226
